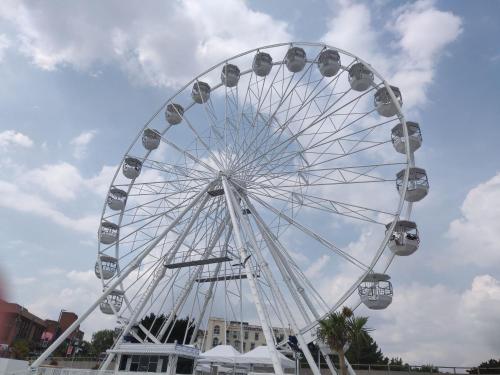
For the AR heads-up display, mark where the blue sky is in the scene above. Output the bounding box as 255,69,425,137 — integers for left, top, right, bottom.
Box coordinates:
0,0,499,367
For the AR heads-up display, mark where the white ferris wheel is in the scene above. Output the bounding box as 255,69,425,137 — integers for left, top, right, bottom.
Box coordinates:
33,42,429,374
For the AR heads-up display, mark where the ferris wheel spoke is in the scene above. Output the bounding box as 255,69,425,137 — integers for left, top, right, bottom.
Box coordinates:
252,183,395,224
115,190,199,230
154,215,229,341
248,193,369,270
234,83,373,175
248,186,386,225
246,198,328,320
200,94,225,144
252,69,351,158
157,134,219,174
231,52,326,171
304,111,395,154
181,109,226,171
137,156,213,181
233,71,333,172
114,191,217,261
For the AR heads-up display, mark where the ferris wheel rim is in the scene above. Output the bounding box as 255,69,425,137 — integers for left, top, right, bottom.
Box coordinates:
95,42,418,333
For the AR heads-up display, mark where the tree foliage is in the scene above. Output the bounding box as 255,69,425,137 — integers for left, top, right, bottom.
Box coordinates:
468,359,500,374
90,329,116,356
135,313,195,344
346,335,386,365
11,339,29,360
317,307,371,375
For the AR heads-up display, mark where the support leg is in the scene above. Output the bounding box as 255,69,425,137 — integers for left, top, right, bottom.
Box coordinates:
221,177,284,375
245,197,341,375
224,178,321,375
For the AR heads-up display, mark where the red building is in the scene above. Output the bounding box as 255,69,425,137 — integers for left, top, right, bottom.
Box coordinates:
0,299,47,348
0,299,84,355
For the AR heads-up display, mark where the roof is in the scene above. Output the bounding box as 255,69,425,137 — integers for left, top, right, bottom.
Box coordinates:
240,346,295,368
199,345,242,364
0,299,47,327
107,343,199,358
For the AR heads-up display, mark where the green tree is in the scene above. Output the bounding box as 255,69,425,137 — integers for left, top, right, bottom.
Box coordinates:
468,359,500,374
385,357,410,371
413,364,439,373
90,329,116,356
317,307,370,375
11,339,30,360
346,335,386,365
137,313,195,343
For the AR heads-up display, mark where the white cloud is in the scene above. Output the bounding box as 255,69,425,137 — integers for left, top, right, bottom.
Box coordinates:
13,276,36,286
322,0,462,109
22,162,84,201
391,0,463,67
444,172,500,267
28,269,116,339
0,179,99,235
15,162,116,203
0,130,34,150
0,33,10,61
0,160,118,238
0,0,291,87
389,0,463,108
70,130,97,160
305,255,330,279
371,275,500,366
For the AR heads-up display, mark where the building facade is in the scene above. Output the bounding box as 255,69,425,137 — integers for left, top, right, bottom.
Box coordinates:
0,299,84,356
198,317,291,353
0,299,47,348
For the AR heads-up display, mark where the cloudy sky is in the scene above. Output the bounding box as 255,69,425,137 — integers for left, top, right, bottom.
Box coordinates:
0,0,499,367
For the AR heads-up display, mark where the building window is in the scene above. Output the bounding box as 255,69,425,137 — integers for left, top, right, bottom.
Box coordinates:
176,357,195,375
119,355,129,371
128,355,158,372
213,325,220,335
244,331,248,340
243,342,246,351
250,343,255,350
212,337,219,347
254,332,259,341
235,340,241,349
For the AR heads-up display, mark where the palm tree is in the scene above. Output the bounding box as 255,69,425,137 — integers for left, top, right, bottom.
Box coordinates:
317,307,371,375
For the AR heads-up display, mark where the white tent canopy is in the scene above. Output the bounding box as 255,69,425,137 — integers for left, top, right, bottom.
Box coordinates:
240,346,295,369
199,345,242,364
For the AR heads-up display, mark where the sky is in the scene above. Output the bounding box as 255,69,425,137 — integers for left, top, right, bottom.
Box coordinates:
0,0,499,367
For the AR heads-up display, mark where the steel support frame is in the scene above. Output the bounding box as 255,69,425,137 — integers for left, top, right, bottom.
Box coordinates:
229,187,321,375
221,176,285,375
155,215,230,341
245,196,350,375
30,185,211,370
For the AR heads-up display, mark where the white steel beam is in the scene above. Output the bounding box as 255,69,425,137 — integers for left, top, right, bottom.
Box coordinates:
228,184,321,375
221,176,285,375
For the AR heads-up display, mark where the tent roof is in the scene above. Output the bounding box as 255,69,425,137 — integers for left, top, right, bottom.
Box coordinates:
199,345,242,364
240,346,295,368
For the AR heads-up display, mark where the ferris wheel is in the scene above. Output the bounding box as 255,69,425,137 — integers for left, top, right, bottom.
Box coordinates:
32,42,428,374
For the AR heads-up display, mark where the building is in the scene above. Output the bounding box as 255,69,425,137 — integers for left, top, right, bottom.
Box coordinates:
40,311,84,354
0,299,47,348
0,299,84,355
198,317,291,353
